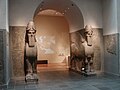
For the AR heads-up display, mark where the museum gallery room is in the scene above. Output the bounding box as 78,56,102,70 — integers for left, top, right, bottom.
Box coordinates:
1,0,120,90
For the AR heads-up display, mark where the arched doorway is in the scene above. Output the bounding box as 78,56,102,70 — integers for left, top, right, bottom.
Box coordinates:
34,9,70,71
33,0,84,32
33,0,84,71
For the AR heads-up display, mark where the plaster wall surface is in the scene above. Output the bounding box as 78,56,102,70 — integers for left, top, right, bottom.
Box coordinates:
118,0,120,75
102,0,118,35
117,0,120,33
9,0,103,32
0,0,8,31
72,0,103,29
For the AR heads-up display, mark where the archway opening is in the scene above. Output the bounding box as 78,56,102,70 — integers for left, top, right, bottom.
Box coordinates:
33,0,84,72
34,0,84,32
34,9,70,71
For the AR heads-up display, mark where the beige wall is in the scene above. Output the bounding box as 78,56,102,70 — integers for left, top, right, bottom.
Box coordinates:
34,15,70,63
102,0,118,35
9,0,103,32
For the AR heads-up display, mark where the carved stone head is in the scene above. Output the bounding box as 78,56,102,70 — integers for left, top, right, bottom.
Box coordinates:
26,21,36,47
85,25,93,46
26,21,35,30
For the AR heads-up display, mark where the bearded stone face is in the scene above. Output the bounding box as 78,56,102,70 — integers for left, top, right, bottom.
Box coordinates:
27,29,36,47
85,25,93,46
26,21,36,47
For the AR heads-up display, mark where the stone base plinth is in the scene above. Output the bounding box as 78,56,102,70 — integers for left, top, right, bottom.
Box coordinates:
25,73,38,83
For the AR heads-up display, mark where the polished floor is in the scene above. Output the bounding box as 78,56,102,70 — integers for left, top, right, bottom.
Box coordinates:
1,64,120,90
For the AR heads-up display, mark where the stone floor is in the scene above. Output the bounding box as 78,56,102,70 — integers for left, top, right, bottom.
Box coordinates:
1,70,120,90
1,63,120,90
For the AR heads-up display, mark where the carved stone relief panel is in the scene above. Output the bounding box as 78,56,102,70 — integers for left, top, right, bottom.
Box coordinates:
10,26,26,77
0,30,4,85
104,34,117,55
104,34,119,75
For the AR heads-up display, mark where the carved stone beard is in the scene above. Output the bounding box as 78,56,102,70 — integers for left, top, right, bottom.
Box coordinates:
86,31,93,46
86,36,92,46
27,29,36,47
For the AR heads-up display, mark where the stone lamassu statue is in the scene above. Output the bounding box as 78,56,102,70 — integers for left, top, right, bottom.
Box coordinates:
70,33,85,71
82,25,95,75
24,21,38,82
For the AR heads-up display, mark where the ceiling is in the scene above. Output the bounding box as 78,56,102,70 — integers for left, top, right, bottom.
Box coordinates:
34,0,84,32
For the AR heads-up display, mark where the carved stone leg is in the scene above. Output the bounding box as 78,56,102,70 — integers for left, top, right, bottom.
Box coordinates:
32,59,37,74
26,59,32,74
83,57,96,76
90,58,94,72
85,58,88,71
